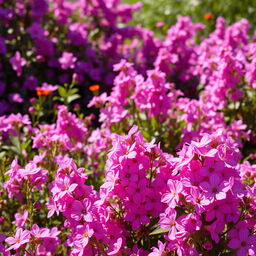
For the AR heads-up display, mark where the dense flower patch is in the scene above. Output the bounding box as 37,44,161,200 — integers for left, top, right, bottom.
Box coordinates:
0,0,256,255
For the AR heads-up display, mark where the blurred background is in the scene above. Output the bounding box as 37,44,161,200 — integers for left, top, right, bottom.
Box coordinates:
123,0,256,36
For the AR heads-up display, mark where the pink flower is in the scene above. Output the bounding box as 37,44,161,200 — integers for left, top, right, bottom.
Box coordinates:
155,22,164,28
179,213,202,233
161,180,183,208
58,52,77,70
40,82,58,92
158,208,183,240
12,211,28,227
30,224,46,239
186,186,210,213
9,93,23,103
74,225,94,249
46,198,59,218
9,51,26,77
5,228,30,251
54,176,78,199
119,142,137,162
87,92,108,108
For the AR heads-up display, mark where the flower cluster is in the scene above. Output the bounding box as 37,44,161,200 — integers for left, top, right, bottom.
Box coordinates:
0,2,256,255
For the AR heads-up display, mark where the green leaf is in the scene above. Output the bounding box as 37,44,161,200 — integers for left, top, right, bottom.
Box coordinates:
21,139,31,151
53,96,60,101
67,94,81,104
149,226,170,236
151,117,158,130
2,145,20,154
0,151,6,158
9,136,21,154
58,86,67,98
68,88,79,95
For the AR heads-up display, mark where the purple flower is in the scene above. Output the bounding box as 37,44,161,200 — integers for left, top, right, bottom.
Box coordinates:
9,93,23,103
0,37,6,54
27,22,47,39
0,81,5,97
35,37,54,57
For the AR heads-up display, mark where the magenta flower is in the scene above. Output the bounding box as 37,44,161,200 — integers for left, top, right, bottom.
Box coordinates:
125,204,150,230
71,199,93,222
200,174,233,201
5,228,30,251
161,179,183,208
74,225,94,249
46,197,59,218
54,176,78,199
179,213,202,233
119,142,137,162
107,238,123,255
186,186,210,214
158,208,183,240
40,82,58,92
9,51,26,77
30,224,45,239
228,228,256,256
149,241,166,256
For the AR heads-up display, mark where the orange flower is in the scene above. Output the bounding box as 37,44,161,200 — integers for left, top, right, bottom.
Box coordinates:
204,13,214,20
36,88,52,96
89,84,100,92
